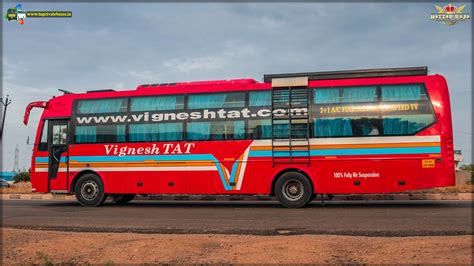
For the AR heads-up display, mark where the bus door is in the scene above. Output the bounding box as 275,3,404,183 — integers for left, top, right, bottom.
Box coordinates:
47,120,69,192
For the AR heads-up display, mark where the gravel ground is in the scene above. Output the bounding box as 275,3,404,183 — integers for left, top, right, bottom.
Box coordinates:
2,228,472,264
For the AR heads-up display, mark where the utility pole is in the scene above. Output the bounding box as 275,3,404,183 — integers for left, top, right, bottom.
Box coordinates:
0,94,12,139
13,144,19,172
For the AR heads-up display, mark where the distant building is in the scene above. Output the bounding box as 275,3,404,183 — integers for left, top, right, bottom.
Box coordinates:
0,172,16,181
454,150,464,170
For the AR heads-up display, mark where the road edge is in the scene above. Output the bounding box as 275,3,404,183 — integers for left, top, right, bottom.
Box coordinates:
1,193,472,201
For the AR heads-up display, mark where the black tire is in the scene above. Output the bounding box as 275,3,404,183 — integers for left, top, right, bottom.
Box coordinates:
309,194,317,202
112,194,136,204
275,171,313,208
74,173,107,207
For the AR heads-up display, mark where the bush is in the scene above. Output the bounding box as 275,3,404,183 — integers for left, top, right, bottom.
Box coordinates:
460,164,474,184
13,171,30,183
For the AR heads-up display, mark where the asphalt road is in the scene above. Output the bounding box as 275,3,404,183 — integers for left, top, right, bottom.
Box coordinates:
2,200,472,236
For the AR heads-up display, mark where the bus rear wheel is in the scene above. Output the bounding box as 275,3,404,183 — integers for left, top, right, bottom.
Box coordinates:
275,171,313,208
75,173,107,207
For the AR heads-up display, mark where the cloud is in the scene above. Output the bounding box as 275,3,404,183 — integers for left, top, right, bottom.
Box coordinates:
162,55,226,73
1,2,472,169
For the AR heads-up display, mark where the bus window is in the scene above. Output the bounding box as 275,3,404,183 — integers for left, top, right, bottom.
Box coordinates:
188,93,245,109
382,114,435,135
314,86,377,104
381,84,426,101
247,119,272,139
380,84,435,135
130,95,184,111
313,86,379,138
249,91,271,106
187,121,245,140
38,120,48,151
76,98,128,114
129,123,183,141
273,120,290,139
75,125,126,143
314,88,339,104
341,86,377,103
52,124,68,144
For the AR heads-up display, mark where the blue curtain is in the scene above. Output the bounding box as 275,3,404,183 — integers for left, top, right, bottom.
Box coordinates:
249,91,271,106
342,87,376,103
131,96,180,111
77,98,127,114
233,121,245,139
188,94,226,109
273,123,290,138
382,115,431,135
257,120,272,139
187,122,210,140
382,85,421,101
188,93,244,109
158,123,182,141
314,89,339,104
116,125,126,142
129,123,182,141
314,118,353,137
75,126,97,143
260,120,272,139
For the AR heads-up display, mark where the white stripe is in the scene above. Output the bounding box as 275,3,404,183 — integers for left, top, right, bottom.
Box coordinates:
236,146,250,190
36,166,217,173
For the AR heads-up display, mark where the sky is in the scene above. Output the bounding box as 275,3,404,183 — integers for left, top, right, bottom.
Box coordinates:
1,2,472,170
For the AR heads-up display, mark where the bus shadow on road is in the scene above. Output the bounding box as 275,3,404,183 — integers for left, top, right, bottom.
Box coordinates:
40,199,464,209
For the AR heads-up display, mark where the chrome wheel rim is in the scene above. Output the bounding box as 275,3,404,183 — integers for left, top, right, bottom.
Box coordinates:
282,180,304,201
81,180,99,201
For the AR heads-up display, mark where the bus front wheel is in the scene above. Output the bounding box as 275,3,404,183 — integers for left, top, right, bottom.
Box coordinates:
275,171,313,208
75,173,107,207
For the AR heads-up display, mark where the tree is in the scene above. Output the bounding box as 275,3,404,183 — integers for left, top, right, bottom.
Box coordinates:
13,171,30,183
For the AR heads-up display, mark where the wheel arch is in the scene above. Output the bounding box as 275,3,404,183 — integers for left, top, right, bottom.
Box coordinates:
70,170,104,193
270,168,314,196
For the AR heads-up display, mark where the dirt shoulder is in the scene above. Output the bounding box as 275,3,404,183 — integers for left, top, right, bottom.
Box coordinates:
0,182,31,194
2,228,472,264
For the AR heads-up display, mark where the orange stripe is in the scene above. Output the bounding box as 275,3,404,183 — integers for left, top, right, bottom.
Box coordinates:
218,163,230,185
251,142,440,151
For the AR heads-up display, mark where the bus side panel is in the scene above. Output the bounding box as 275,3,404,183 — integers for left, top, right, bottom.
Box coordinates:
382,159,420,192
68,144,126,194
313,159,382,194
186,170,217,194
30,151,49,193
30,119,49,193
247,160,273,194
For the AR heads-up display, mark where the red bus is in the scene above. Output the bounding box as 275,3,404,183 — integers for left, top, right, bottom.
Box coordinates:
24,66,455,207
